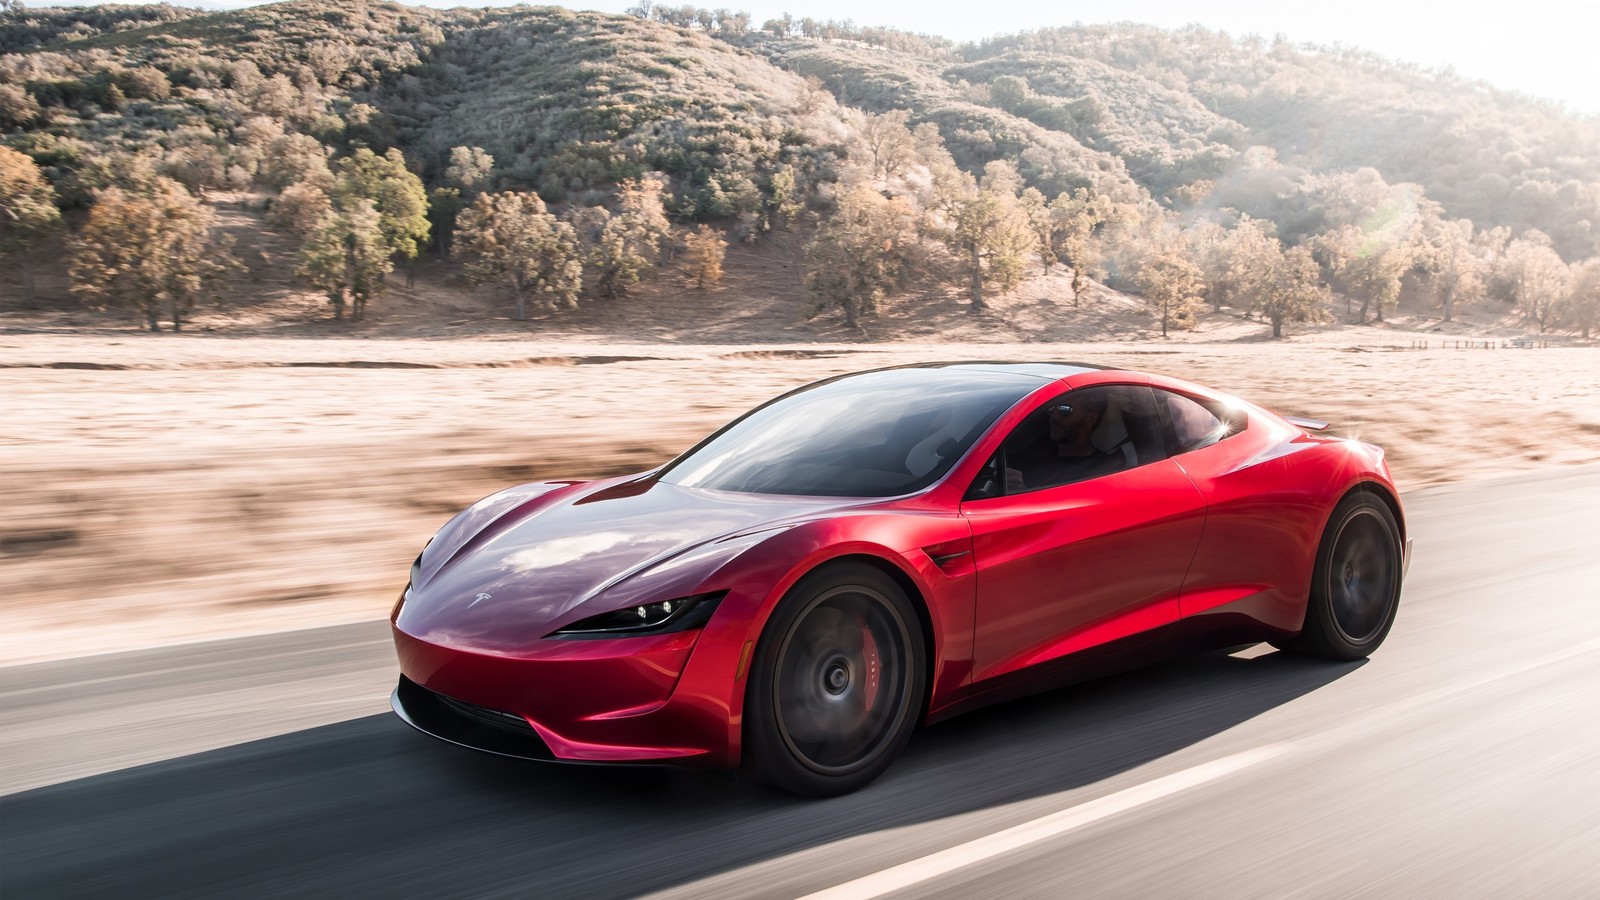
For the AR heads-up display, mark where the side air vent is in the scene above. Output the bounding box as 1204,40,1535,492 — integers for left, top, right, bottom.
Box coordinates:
922,540,974,573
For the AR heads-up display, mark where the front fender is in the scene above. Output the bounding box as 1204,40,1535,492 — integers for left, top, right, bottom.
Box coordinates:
667,512,975,766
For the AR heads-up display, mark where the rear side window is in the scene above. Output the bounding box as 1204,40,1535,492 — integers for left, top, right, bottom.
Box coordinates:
1156,390,1241,454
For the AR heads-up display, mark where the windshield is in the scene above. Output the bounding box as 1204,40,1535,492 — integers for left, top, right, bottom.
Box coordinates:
659,368,1039,497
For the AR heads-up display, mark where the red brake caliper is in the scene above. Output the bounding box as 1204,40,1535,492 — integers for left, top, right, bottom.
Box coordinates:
861,626,881,710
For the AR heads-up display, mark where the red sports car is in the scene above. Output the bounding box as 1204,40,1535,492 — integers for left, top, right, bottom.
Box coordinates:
391,363,1410,795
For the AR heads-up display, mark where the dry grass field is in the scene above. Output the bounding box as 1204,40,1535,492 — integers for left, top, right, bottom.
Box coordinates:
3,330,1597,664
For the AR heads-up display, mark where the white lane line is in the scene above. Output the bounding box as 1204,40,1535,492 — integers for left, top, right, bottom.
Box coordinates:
795,637,1600,900
797,744,1290,900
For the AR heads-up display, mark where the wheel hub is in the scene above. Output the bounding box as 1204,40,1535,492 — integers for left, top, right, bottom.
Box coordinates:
823,659,850,695
1329,509,1397,643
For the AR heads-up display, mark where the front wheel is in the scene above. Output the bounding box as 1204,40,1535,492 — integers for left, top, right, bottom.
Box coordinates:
1279,491,1402,660
743,563,926,796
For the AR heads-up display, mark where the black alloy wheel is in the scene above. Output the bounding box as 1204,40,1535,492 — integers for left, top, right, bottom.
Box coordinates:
745,563,926,796
1327,506,1399,644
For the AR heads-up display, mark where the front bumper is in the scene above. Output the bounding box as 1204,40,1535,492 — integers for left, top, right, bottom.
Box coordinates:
391,622,735,766
392,676,559,761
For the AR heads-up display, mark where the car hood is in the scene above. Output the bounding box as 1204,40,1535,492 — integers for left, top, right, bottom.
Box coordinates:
395,477,853,652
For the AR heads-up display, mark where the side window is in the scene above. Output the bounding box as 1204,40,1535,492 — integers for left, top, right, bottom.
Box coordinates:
1157,390,1240,454
967,385,1168,498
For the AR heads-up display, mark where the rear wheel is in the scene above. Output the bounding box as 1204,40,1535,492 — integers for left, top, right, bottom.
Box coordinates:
743,563,925,796
1278,491,1402,660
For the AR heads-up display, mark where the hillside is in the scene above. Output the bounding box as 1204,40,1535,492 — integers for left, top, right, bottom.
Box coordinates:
370,8,836,215
949,26,1600,258
2,1,1597,340
740,25,1600,257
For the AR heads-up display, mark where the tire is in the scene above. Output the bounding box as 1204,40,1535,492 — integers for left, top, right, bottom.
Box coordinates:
1278,490,1402,661
743,562,926,797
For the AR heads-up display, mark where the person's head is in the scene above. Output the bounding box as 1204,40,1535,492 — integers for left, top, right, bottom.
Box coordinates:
1047,391,1106,444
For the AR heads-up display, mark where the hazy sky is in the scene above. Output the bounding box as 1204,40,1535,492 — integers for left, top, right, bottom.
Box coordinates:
41,0,1600,114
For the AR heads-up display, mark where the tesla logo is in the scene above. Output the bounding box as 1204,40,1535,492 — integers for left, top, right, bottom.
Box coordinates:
467,592,492,608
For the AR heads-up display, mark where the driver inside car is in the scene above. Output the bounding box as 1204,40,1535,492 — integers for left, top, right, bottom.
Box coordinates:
1005,392,1125,493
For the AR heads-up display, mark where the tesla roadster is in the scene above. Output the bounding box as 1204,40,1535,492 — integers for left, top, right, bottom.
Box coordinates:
391,362,1410,795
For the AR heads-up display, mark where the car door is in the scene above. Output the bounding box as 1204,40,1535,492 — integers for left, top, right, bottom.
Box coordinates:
960,384,1208,684
1156,388,1312,634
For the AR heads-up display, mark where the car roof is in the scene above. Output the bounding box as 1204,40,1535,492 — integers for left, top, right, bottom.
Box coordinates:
880,361,1114,380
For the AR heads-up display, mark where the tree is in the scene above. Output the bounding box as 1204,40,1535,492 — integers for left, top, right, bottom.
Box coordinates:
1504,232,1571,334
1416,214,1484,323
1254,245,1330,339
1316,223,1410,323
1208,216,1279,312
119,67,170,101
161,143,228,195
454,191,583,319
426,186,465,258
794,75,830,116
805,183,919,329
563,204,611,252
1564,259,1600,339
1184,220,1229,308
1312,224,1362,318
1,146,61,305
767,164,804,227
0,83,40,129
861,110,916,183
332,148,430,264
267,182,332,235
69,179,236,332
1185,217,1322,337
444,146,494,195
929,164,1033,313
989,75,1029,112
1348,240,1410,324
1018,187,1055,271
617,176,671,243
259,134,334,192
980,159,1023,197
1136,250,1205,337
683,224,727,290
298,200,390,322
1050,188,1112,306
589,178,671,298
590,212,643,299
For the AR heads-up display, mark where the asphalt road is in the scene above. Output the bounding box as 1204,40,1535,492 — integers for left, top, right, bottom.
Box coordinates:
3,465,1598,899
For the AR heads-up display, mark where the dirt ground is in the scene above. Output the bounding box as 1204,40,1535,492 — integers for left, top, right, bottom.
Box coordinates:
4,331,1598,665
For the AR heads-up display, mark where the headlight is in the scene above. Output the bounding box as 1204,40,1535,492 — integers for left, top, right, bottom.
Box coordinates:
547,591,726,639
